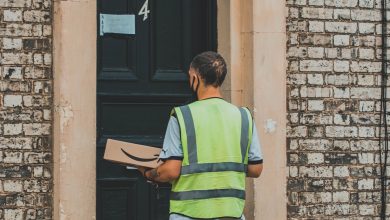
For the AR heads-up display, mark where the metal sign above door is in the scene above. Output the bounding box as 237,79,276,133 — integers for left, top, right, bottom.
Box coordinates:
99,14,135,36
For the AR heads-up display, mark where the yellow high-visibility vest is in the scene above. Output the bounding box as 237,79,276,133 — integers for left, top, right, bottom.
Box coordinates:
169,98,253,219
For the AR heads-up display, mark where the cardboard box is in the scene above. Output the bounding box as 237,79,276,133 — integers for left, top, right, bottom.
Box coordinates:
104,138,162,168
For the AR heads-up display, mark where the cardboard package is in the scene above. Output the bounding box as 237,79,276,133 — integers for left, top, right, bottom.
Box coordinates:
104,138,162,168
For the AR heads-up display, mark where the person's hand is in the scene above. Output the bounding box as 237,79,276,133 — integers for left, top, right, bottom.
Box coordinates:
134,165,146,174
134,165,152,180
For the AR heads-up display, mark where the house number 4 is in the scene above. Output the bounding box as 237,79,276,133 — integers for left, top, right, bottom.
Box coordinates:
138,0,150,21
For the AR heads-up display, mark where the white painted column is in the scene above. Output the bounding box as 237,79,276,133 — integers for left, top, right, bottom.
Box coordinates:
252,0,287,219
53,0,97,219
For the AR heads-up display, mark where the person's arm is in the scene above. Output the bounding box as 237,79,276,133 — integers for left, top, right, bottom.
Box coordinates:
247,164,263,178
138,160,181,182
246,122,264,178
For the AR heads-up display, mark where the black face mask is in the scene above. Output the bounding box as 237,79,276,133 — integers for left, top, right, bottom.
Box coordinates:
187,76,200,104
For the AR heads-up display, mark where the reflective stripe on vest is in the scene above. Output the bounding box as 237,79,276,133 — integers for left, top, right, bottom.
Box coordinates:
179,105,198,164
171,189,246,201
181,162,248,175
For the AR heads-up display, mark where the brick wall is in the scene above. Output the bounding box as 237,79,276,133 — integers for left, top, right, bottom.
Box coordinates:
287,0,390,218
0,0,53,219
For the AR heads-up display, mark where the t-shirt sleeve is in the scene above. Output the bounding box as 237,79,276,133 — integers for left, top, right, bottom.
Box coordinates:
248,122,263,164
159,116,184,161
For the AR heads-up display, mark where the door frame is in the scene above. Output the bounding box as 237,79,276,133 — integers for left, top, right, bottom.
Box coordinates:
53,0,286,219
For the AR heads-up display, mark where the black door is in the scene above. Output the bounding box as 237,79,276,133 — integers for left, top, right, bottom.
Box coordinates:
96,1,217,219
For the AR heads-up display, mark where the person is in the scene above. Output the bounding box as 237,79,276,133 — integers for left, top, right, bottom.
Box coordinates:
137,51,263,220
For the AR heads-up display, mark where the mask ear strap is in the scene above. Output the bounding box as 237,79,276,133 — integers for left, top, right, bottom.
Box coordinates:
191,77,195,89
195,77,200,92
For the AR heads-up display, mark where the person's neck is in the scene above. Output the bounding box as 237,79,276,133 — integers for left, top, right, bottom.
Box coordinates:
197,86,223,100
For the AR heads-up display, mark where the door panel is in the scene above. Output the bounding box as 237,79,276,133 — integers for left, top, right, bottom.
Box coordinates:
97,0,216,219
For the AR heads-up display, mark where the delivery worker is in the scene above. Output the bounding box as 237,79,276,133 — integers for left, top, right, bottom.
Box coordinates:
137,51,263,220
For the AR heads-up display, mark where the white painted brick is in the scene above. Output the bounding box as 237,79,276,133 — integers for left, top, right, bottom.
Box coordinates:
334,166,350,177
302,7,333,19
358,127,375,137
325,22,357,33
288,20,307,32
2,38,23,50
352,35,376,47
4,209,23,220
309,0,324,5
342,48,354,59
3,9,23,21
334,60,350,72
308,47,324,58
307,153,324,164
357,75,374,86
33,166,43,177
289,166,298,177
1,52,33,65
359,0,375,7
333,9,351,19
325,126,358,137
358,179,374,190
358,153,375,164
33,53,43,64
308,74,324,85
43,109,51,120
299,139,332,151
333,191,349,202
359,204,375,215
289,113,299,123
351,88,381,99
289,139,299,150
2,67,23,79
288,0,307,4
351,61,381,72
4,124,23,135
317,87,333,97
334,140,350,150
300,166,333,178
359,23,376,34
44,53,51,65
326,74,350,85
351,9,381,21
309,21,324,32
308,100,324,111
301,192,332,203
43,24,52,36
287,126,308,137
351,140,377,151
359,101,375,111
23,123,51,135
3,180,23,192
288,74,307,85
290,88,299,97
300,60,333,71
289,7,299,18
334,35,350,46
4,95,22,107
288,47,307,58
289,61,299,71
289,33,299,45
3,151,23,163
23,10,50,22
325,48,339,58
359,48,375,59
333,87,350,98
325,0,358,7
334,114,350,125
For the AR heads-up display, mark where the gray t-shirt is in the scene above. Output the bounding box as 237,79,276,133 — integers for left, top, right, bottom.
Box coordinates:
159,116,263,220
